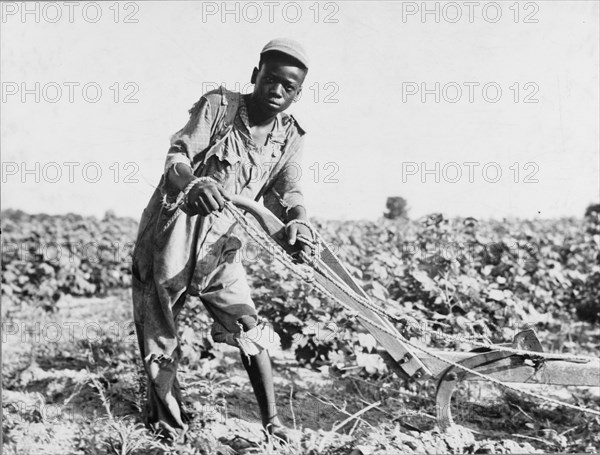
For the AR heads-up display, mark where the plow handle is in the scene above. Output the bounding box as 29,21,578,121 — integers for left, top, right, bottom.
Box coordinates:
228,195,297,255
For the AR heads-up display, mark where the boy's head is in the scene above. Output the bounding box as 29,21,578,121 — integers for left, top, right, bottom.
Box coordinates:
251,38,308,115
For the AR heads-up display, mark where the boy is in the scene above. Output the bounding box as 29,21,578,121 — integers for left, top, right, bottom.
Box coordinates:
131,38,312,442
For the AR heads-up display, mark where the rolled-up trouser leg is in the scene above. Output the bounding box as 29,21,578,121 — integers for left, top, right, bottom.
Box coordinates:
132,274,188,440
199,259,259,347
196,259,284,429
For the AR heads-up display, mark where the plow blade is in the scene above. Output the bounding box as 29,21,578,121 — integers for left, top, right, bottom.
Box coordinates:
430,349,599,429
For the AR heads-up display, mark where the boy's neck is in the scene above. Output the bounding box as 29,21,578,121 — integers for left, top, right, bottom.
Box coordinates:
244,94,277,127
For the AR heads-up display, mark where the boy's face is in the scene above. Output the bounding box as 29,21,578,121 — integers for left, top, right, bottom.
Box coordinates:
251,55,306,116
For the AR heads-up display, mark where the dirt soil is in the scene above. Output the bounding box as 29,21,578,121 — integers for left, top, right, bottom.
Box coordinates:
2,290,599,454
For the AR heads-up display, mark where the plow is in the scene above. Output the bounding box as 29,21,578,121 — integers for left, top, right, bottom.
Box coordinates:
225,195,600,430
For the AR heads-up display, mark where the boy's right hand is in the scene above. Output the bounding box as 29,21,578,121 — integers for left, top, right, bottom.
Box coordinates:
186,180,231,216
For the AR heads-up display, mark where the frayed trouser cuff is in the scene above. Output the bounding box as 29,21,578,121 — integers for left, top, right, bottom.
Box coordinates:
212,319,281,357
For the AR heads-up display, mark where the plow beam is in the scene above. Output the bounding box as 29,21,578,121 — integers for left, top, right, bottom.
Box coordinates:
422,351,600,386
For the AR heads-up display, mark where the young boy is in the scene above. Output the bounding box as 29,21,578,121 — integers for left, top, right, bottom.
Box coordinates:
131,38,312,442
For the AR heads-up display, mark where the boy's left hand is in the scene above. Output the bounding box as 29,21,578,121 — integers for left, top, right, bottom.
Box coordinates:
286,223,313,259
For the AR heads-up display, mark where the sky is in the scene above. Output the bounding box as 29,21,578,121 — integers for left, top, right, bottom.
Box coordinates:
1,1,599,221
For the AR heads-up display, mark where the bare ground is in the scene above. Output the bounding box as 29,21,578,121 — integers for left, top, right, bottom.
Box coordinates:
2,290,598,454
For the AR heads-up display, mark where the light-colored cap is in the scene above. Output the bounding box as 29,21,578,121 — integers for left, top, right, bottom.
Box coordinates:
260,38,309,69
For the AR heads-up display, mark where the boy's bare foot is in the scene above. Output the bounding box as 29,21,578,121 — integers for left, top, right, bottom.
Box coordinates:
263,421,292,444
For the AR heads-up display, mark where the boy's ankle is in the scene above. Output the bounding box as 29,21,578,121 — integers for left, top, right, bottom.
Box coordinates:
263,416,283,428
263,421,291,443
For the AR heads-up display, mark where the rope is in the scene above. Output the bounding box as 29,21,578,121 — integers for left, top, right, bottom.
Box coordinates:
159,176,216,235
222,202,600,417
160,208,183,234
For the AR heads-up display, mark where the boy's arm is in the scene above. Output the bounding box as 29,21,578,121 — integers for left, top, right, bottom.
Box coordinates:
263,131,313,256
167,162,196,192
163,96,213,189
287,205,307,222
163,94,229,215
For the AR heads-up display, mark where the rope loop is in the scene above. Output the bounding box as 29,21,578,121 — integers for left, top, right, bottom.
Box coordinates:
160,176,216,234
286,219,317,242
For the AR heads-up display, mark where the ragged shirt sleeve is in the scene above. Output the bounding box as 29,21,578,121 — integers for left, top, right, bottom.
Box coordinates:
163,96,217,182
263,134,306,221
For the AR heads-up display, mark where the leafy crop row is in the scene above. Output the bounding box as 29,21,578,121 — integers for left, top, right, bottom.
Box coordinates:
2,208,598,374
